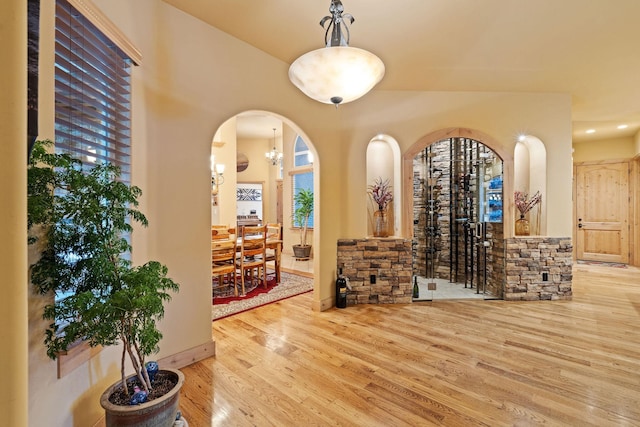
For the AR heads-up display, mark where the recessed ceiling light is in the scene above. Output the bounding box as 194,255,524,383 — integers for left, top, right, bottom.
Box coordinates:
585,129,596,134
617,124,628,129
517,134,526,142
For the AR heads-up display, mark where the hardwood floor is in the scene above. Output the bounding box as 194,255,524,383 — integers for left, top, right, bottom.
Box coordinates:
179,264,640,426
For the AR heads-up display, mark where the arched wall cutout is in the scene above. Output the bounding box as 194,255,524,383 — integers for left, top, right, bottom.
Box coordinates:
515,135,547,235
366,134,402,236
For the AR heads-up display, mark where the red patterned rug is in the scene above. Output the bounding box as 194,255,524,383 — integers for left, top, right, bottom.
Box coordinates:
213,274,278,305
212,272,313,321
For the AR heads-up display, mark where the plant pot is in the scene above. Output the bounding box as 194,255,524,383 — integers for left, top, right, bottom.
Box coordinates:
293,244,312,260
100,368,184,427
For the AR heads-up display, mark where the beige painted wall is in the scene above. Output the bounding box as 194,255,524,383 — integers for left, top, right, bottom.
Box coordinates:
341,91,572,239
0,0,28,425
572,136,635,163
236,137,270,220
18,0,574,425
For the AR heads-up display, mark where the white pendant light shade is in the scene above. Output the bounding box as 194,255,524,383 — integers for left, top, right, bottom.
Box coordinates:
288,0,385,106
289,46,385,105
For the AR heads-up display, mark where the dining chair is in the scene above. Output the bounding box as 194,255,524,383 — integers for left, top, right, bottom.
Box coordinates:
235,225,267,296
265,223,282,283
212,227,237,296
211,224,230,240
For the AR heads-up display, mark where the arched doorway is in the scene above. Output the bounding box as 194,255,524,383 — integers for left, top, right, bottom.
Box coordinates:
403,128,514,300
209,111,319,303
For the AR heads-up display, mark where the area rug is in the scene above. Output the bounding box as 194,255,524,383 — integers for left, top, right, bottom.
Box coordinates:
577,260,627,268
213,274,279,304
212,272,313,321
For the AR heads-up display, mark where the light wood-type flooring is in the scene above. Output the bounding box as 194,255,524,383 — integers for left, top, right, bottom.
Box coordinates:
179,263,640,426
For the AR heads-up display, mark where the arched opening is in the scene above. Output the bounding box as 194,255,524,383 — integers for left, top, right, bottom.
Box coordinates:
403,128,514,300
209,111,318,310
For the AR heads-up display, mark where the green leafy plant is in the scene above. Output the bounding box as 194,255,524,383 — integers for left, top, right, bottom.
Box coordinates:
293,188,314,247
28,140,179,398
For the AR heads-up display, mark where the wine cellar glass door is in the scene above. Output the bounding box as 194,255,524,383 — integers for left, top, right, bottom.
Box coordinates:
412,137,504,301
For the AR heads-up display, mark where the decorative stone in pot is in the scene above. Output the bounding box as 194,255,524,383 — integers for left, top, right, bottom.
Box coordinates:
100,368,184,427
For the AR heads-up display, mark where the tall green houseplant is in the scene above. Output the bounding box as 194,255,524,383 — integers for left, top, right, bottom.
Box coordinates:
27,140,179,397
293,188,314,258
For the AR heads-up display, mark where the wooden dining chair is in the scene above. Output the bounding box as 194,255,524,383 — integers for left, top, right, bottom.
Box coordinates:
211,224,230,240
212,227,237,296
265,223,282,283
235,225,267,296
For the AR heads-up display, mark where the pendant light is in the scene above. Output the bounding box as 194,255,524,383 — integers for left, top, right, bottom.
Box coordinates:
288,0,385,106
265,128,283,165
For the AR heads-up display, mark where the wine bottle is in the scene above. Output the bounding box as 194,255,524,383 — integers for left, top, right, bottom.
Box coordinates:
336,268,347,308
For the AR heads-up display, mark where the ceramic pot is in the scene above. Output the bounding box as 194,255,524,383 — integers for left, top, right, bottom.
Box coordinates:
292,244,312,260
100,368,184,427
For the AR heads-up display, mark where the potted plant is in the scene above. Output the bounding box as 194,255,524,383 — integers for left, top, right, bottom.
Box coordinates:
514,190,542,236
28,140,183,427
292,188,314,260
368,177,393,237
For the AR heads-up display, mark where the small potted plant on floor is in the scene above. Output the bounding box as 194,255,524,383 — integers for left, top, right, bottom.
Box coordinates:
292,188,314,260
28,140,183,427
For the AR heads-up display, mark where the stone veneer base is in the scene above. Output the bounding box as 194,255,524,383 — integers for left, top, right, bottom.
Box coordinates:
337,236,573,304
337,238,413,305
504,237,573,301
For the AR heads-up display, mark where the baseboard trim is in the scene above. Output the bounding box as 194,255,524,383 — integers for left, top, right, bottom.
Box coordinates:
157,339,216,370
314,296,334,312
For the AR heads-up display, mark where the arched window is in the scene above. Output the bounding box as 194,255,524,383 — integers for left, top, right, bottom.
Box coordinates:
291,136,314,227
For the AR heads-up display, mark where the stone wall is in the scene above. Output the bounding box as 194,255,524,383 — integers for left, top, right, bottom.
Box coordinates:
486,222,505,298
504,237,573,300
337,238,413,305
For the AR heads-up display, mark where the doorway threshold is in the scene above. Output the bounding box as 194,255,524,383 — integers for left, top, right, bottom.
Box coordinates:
412,277,486,301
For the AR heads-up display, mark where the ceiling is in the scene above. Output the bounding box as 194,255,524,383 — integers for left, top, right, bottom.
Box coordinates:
164,0,640,143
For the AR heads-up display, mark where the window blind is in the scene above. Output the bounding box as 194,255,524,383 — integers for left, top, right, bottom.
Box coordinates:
55,0,132,181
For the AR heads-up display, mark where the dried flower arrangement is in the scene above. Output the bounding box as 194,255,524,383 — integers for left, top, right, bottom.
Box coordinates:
368,177,393,211
514,191,542,216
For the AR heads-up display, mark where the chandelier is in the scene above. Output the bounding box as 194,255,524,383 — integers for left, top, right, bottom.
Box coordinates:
265,128,283,165
288,0,385,106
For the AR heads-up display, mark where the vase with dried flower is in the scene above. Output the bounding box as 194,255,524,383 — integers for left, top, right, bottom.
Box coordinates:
368,177,393,237
514,191,542,236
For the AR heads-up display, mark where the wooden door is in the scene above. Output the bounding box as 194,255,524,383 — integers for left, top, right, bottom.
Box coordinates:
575,161,630,263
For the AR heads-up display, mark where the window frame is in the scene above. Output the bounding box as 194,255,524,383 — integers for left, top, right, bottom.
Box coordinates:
290,136,314,230
52,0,139,377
